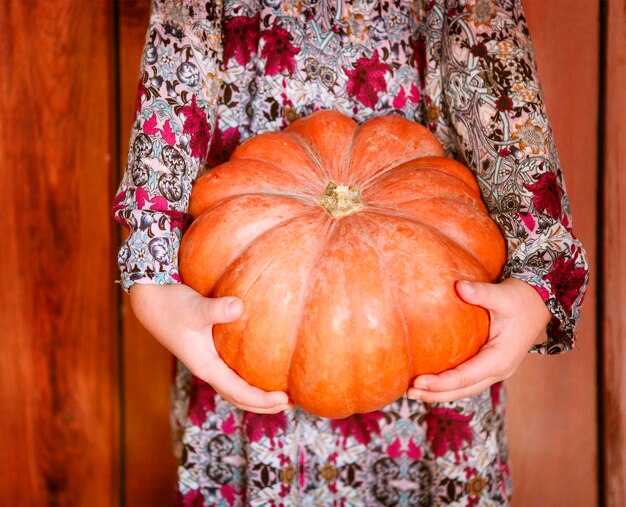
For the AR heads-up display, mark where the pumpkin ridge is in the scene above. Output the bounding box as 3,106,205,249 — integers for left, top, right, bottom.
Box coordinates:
200,191,320,214
289,216,412,416
346,115,444,186
356,211,494,373
374,199,498,243
342,122,362,184
282,110,358,184
189,158,321,216
386,197,491,222
409,156,481,193
361,161,482,198
286,217,340,407
180,194,314,295
338,221,369,415
209,210,326,298
211,213,333,392
284,131,333,183
353,214,414,403
210,213,326,381
232,157,323,193
367,195,487,219
361,209,493,282
356,159,414,189
364,200,504,278
371,195,476,207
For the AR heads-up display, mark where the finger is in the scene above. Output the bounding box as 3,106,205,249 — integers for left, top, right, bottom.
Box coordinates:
220,399,294,414
455,280,507,313
200,296,244,326
199,359,290,408
407,377,498,403
412,344,509,393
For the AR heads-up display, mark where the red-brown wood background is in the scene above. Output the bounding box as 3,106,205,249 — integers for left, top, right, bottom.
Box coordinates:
0,2,120,505
1,0,623,505
508,2,599,506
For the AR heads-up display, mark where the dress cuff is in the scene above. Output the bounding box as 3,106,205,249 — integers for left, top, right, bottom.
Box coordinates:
503,267,576,355
116,209,184,293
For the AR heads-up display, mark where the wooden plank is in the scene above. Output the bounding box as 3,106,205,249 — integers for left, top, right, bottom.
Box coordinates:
602,0,626,504
506,2,599,506
117,1,179,504
0,1,119,505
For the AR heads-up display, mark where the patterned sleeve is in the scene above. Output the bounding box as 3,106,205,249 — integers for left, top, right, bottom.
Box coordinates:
421,0,589,353
112,0,222,291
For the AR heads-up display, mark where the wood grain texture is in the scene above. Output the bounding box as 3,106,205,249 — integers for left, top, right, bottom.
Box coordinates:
0,1,119,506
507,2,599,506
602,0,626,504
118,1,179,505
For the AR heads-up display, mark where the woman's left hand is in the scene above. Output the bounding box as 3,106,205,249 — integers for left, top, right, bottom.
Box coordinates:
406,278,553,403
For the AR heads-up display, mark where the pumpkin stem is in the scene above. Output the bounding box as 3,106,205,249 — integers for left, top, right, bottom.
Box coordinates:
317,182,364,218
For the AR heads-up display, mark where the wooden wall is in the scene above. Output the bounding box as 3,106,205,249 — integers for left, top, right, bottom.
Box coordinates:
602,0,626,504
1,0,623,506
0,1,120,505
508,2,599,506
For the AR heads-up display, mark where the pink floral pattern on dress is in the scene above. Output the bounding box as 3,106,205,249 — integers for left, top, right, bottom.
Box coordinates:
188,377,216,427
260,24,300,76
113,0,590,505
244,412,288,442
424,407,474,460
224,15,261,67
524,171,562,219
344,52,389,108
176,488,206,507
135,78,148,117
206,124,241,167
181,95,211,161
545,255,588,313
329,411,385,445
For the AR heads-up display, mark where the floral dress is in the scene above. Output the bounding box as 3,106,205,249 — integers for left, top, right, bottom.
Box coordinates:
113,0,589,505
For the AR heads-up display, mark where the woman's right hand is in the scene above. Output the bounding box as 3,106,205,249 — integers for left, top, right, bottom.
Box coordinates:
129,283,292,414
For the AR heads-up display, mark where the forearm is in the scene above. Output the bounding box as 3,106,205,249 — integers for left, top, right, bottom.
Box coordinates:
113,0,223,291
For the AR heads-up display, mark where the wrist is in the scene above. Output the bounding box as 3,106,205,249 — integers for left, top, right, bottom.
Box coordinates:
504,278,552,345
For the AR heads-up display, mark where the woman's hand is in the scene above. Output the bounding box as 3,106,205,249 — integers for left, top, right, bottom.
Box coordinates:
407,278,553,403
130,283,292,414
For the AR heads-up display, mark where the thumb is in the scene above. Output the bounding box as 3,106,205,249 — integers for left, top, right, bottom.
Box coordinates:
455,280,502,312
203,296,244,325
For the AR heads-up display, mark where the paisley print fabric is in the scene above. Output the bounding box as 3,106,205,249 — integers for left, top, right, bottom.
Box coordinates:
113,0,589,504
173,367,510,506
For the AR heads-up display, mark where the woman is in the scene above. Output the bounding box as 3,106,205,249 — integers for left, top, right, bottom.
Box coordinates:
114,0,589,504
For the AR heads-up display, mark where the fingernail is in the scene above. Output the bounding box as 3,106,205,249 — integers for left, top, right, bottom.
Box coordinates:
458,281,474,294
226,299,243,317
413,377,429,390
271,394,289,405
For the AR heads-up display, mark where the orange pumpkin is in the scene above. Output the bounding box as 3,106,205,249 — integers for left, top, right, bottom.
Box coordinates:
179,111,506,418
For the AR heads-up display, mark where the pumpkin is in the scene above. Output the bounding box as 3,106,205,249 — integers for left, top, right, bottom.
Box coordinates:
179,111,506,418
